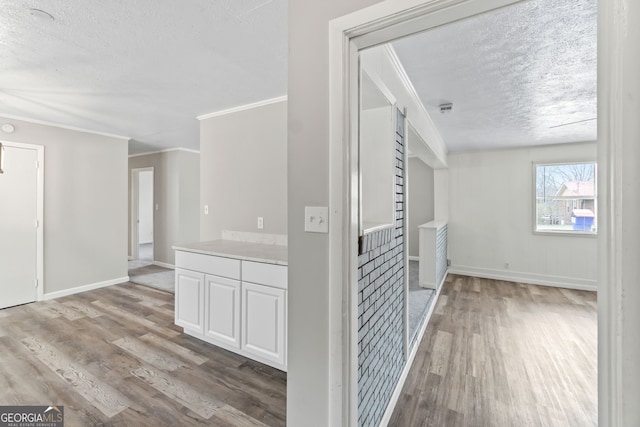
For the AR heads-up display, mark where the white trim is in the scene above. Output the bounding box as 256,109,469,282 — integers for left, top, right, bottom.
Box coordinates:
0,140,45,302
128,256,134,261
597,0,624,425
380,276,444,426
153,261,175,269
196,96,288,121
408,255,420,262
0,113,130,141
448,265,597,292
42,277,129,300
384,45,435,141
128,147,200,158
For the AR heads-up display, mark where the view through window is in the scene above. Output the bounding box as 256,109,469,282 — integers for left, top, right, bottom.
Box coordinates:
535,162,597,234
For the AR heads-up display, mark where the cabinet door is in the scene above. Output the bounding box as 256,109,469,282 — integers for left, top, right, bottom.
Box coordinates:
175,269,205,333
205,275,241,348
241,282,286,367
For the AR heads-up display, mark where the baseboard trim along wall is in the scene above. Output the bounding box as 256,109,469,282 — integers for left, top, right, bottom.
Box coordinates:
379,277,445,426
448,265,597,292
42,276,130,300
153,261,175,269
408,255,420,262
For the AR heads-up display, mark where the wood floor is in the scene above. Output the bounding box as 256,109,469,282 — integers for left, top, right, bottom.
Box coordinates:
0,282,286,426
389,274,597,427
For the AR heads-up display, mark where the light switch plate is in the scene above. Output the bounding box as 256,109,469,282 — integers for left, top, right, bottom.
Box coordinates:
305,206,329,233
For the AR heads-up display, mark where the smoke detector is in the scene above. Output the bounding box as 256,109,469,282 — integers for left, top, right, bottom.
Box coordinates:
439,103,453,114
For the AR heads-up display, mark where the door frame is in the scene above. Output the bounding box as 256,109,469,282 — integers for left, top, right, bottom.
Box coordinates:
130,167,154,260
0,140,44,302
328,0,614,425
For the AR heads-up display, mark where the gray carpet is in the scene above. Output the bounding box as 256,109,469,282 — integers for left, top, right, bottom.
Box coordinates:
408,260,435,345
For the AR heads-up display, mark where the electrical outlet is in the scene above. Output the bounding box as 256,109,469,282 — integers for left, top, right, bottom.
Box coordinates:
257,217,264,229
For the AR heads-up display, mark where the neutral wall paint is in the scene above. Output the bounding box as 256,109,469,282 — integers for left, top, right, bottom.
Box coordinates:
408,157,434,258
138,170,154,244
128,150,200,265
199,100,287,241
0,115,128,294
360,45,447,168
288,1,387,425
448,142,598,290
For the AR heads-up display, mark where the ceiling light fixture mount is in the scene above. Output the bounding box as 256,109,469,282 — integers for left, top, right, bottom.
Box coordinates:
1,124,15,134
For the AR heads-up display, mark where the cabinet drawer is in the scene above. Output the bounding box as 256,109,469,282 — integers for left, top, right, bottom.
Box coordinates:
175,251,240,279
242,261,287,289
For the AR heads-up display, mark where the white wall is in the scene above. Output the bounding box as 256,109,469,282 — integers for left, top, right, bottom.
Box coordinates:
199,100,287,241
288,1,387,425
138,170,154,244
408,157,434,258
128,149,200,265
360,44,447,168
0,115,128,294
448,142,597,290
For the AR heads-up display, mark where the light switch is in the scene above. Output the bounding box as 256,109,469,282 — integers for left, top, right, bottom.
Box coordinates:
305,206,329,233
204,205,209,215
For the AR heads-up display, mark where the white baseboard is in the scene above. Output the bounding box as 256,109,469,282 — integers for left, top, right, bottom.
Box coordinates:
408,255,419,262
448,265,597,292
153,261,175,269
127,256,134,261
42,276,129,300
380,275,445,426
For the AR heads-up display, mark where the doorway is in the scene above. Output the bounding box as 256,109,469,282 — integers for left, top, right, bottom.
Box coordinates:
0,141,44,309
131,167,154,263
329,0,602,424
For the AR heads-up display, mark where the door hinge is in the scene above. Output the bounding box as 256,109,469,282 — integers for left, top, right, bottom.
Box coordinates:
35,279,38,288
35,219,39,228
35,160,40,169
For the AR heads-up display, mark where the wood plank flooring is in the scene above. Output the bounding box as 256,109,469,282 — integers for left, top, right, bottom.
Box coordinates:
389,274,597,427
0,282,286,426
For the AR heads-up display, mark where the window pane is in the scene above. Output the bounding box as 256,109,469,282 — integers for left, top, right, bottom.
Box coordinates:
535,162,596,233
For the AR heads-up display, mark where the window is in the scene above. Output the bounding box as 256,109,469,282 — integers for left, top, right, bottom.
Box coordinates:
535,162,597,234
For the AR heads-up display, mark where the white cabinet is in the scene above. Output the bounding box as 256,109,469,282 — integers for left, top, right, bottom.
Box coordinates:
174,250,287,371
241,282,286,367
175,268,205,333
205,275,240,348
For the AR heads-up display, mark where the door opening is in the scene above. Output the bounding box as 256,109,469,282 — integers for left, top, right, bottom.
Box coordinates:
131,167,154,263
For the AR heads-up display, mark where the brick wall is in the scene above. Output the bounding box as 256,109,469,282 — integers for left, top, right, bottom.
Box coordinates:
357,108,406,427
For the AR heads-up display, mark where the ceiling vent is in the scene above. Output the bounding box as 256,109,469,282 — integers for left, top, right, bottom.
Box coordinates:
439,103,453,114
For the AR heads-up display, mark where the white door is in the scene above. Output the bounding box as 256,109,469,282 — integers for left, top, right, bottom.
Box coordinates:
241,282,286,367
0,144,38,309
174,268,204,333
205,274,241,348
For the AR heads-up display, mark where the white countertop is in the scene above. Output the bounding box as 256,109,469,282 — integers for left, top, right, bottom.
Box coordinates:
418,220,448,229
173,240,288,266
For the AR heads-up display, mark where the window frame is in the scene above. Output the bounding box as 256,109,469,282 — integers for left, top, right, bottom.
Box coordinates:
533,160,597,237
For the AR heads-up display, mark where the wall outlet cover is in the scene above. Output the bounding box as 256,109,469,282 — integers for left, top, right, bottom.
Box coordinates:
305,206,329,233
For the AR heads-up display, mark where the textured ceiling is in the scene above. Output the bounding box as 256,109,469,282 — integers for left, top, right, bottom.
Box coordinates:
0,0,596,155
392,0,597,152
0,0,287,154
